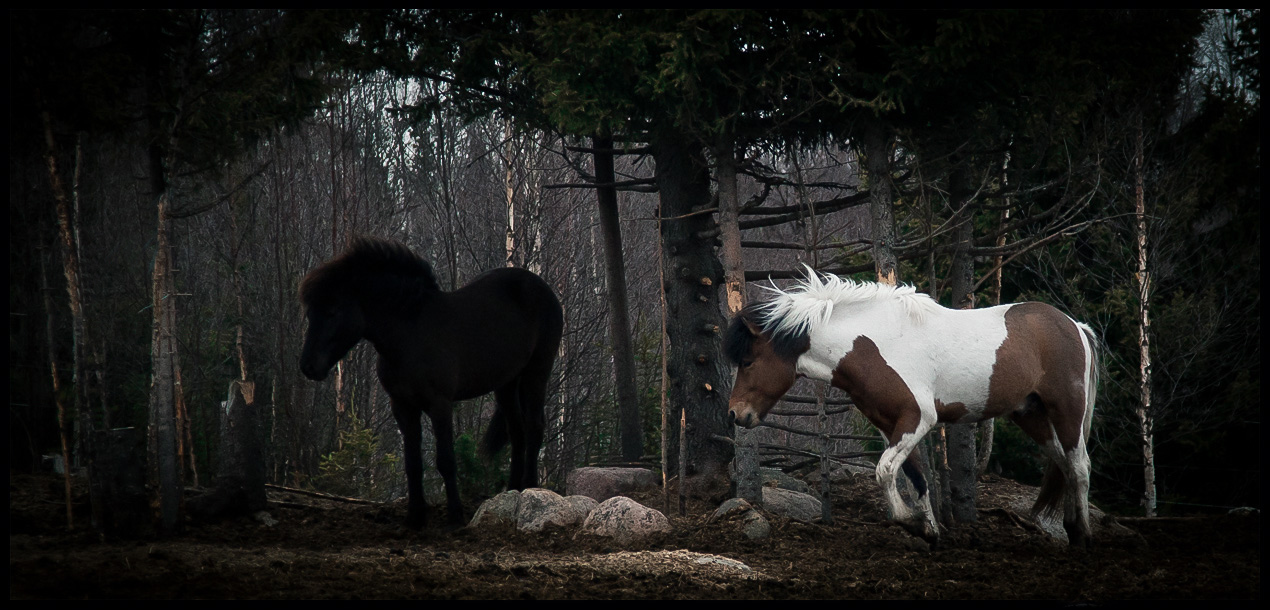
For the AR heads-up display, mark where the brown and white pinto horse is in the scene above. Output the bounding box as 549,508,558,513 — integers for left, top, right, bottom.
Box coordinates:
724,270,1099,547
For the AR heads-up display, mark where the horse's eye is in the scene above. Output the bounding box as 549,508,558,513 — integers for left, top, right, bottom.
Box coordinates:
740,360,754,369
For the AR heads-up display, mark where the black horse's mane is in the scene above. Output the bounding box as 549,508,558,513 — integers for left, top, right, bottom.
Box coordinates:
722,303,810,365
300,237,441,309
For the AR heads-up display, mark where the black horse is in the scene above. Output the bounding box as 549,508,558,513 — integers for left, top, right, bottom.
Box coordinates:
299,237,563,527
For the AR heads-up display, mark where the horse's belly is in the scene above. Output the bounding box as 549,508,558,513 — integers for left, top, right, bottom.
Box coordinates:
932,374,994,424
452,357,532,400
927,339,1005,423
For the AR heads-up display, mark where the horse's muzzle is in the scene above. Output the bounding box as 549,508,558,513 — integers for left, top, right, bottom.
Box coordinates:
730,405,761,429
300,362,329,382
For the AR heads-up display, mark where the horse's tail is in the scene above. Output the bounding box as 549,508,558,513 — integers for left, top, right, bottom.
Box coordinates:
1033,463,1065,519
482,404,509,457
1077,322,1100,445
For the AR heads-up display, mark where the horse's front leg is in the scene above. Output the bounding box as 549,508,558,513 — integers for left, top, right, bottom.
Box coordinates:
391,400,428,529
427,402,465,527
876,407,939,542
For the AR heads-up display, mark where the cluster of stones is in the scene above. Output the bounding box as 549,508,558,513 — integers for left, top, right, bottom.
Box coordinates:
472,464,1109,547
470,466,832,545
470,467,670,545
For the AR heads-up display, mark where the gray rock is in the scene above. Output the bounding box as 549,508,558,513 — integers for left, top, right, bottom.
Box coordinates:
708,498,771,541
566,467,659,502
759,468,811,494
470,488,596,533
1006,494,1114,544
516,488,591,532
469,489,523,528
761,487,823,523
693,555,753,572
578,496,671,545
830,462,876,481
740,510,771,540
565,494,600,518
708,497,754,523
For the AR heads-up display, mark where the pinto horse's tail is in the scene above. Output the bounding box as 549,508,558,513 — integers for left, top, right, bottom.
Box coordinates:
1078,322,1100,445
1033,321,1100,519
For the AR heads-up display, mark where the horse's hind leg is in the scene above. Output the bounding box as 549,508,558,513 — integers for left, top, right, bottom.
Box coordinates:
516,370,550,490
494,383,528,490
1010,394,1092,547
1059,432,1093,548
391,400,428,528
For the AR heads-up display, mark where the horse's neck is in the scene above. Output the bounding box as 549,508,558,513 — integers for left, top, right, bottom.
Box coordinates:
359,289,446,349
795,299,927,381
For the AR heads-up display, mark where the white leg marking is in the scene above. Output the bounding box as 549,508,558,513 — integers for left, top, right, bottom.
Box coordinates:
1066,438,1093,541
876,442,912,522
876,411,936,529
1044,426,1094,543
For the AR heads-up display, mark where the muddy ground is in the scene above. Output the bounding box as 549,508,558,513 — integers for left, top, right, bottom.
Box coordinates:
9,471,1260,600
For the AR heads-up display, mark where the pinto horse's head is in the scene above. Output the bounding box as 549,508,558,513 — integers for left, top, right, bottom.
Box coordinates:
723,309,808,428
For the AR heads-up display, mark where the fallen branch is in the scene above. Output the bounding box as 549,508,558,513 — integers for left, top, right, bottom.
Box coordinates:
264,483,382,505
979,507,1046,535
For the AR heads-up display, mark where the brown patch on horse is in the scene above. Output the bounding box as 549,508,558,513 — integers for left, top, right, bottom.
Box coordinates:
988,303,1088,452
832,336,922,442
934,400,969,423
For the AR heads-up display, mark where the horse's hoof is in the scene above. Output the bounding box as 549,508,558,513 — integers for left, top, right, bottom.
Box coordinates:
897,519,940,546
1068,533,1094,550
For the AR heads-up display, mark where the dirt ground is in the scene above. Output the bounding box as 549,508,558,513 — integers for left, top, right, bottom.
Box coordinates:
9,471,1260,600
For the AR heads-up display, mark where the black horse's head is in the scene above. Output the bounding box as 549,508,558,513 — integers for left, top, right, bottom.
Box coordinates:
299,297,364,381
298,237,440,381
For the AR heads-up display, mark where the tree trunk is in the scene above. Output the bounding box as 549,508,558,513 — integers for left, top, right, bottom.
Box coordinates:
817,384,834,524
945,165,979,524
505,121,519,268
147,141,183,535
41,253,74,529
40,110,86,527
652,131,733,498
859,123,898,286
1134,123,1157,517
188,381,266,520
714,134,746,315
593,135,643,463
712,133,760,504
979,155,1010,479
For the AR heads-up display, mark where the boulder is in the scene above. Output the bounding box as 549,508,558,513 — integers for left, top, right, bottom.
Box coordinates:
469,488,596,532
577,496,671,545
517,488,594,532
565,467,658,502
759,468,811,494
761,487,823,523
469,489,522,529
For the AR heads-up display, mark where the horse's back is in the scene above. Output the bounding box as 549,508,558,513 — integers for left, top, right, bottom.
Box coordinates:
458,267,563,333
445,267,563,393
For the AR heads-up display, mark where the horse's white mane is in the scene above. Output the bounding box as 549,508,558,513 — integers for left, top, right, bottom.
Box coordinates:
755,266,941,338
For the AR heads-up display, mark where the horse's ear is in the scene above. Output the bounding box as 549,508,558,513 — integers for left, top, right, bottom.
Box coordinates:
742,317,763,337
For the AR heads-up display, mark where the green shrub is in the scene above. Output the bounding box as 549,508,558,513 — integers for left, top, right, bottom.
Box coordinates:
314,413,400,502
